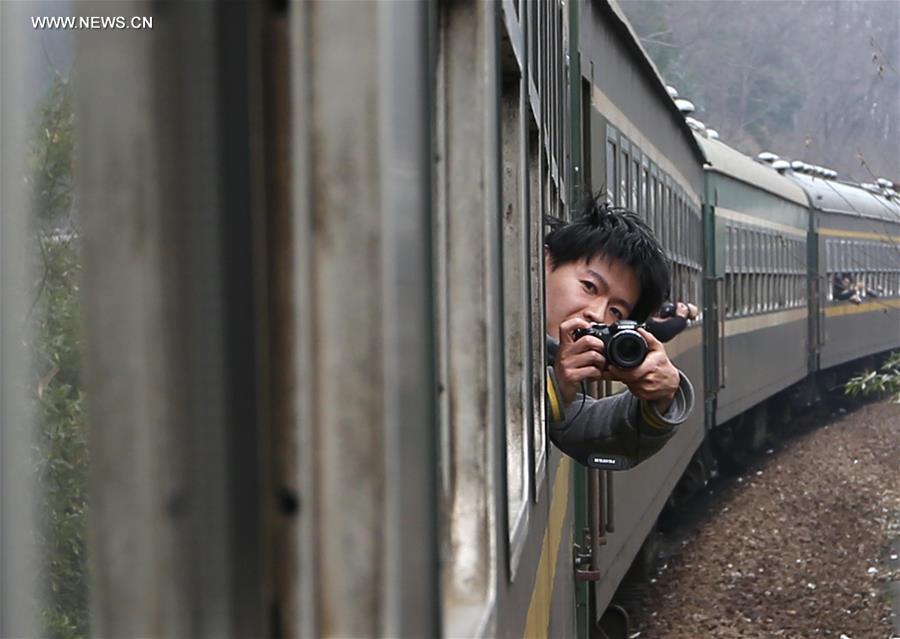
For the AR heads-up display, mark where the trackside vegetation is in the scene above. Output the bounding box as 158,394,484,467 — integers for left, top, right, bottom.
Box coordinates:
844,351,900,404
27,72,89,639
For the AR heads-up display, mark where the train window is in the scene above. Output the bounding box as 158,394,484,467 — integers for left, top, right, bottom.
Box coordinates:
649,173,657,233
606,139,617,204
741,228,751,315
641,164,653,221
660,178,672,253
677,196,683,259
499,56,530,567
724,225,732,317
620,141,630,209
756,231,764,312
779,239,787,308
528,125,547,489
632,156,640,213
4,26,92,637
656,175,663,236
765,233,772,311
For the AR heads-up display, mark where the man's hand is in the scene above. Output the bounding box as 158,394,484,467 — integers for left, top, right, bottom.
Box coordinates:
554,317,607,405
603,328,679,413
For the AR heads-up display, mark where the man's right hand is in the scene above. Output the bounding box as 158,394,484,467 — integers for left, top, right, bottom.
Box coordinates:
554,317,608,405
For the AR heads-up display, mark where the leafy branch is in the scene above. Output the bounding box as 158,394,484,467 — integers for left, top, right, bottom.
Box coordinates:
844,351,900,404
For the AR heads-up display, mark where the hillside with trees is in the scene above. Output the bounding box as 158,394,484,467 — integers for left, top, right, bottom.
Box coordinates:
619,0,900,182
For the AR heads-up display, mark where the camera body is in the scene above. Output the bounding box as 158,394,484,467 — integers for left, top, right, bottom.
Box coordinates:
572,320,648,369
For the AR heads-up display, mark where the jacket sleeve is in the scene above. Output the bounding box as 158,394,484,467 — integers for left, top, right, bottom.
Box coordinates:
546,366,694,468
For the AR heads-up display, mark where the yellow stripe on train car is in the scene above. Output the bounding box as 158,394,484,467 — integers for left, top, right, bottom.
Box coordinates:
523,456,571,639
824,298,900,318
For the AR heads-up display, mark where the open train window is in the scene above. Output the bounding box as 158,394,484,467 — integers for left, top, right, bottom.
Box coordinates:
606,129,617,204
642,159,650,222
620,138,630,209
528,121,547,494
659,179,667,255
499,44,531,573
632,154,640,213
741,227,751,315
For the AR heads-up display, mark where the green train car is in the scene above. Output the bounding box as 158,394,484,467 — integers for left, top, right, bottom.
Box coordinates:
1,1,896,638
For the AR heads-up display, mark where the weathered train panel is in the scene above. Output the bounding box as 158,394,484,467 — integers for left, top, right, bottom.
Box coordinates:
717,318,809,423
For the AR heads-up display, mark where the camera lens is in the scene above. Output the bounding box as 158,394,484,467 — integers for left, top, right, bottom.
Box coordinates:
608,332,647,368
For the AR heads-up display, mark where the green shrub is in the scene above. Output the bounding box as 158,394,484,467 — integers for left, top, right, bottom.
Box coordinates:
27,73,89,639
844,351,900,404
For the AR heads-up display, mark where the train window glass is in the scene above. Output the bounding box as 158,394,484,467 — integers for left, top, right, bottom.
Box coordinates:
499,59,530,566
742,228,750,315
528,124,547,491
649,174,657,233
765,233,772,311
663,182,671,255
780,240,787,307
744,229,751,313
730,226,741,316
620,143,629,208
724,225,732,316
732,225,740,315
606,138,617,204
632,156,640,213
781,242,792,306
660,180,668,255
6,26,92,637
747,230,756,313
756,231,763,312
642,166,650,221
677,197,682,260
655,176,663,236
758,232,765,311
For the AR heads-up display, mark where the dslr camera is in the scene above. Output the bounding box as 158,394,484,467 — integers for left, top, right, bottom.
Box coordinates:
572,320,647,369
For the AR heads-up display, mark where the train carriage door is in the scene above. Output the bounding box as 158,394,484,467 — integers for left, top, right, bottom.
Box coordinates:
807,214,823,371
703,176,724,423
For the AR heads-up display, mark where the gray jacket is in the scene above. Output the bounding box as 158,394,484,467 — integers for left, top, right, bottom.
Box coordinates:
546,336,694,469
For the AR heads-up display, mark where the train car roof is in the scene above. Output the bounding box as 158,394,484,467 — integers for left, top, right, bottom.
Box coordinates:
695,135,808,206
788,172,900,223
601,0,706,168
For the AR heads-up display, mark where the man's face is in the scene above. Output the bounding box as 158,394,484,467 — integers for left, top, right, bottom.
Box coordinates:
544,253,641,339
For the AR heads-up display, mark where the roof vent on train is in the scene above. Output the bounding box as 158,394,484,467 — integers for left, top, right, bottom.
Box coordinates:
707,128,720,140
772,160,791,173
877,178,894,190
756,151,779,163
685,117,706,134
790,160,806,172
666,85,679,99
675,98,695,115
861,182,881,193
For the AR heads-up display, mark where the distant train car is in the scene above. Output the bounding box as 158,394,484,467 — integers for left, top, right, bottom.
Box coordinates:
789,173,900,370
696,137,812,441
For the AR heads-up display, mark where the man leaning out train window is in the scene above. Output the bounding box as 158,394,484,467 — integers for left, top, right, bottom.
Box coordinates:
543,194,696,471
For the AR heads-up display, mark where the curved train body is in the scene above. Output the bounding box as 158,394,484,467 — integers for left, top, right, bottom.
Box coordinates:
14,0,896,637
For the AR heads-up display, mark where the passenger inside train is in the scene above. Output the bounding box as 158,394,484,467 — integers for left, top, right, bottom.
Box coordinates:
833,272,881,304
543,195,696,470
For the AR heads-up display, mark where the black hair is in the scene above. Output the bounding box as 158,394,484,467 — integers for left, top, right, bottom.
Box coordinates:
544,192,670,323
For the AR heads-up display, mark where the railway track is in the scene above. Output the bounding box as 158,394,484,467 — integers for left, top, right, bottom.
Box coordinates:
623,399,900,638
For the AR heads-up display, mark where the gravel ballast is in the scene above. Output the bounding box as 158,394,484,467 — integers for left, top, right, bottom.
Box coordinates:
632,400,900,639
